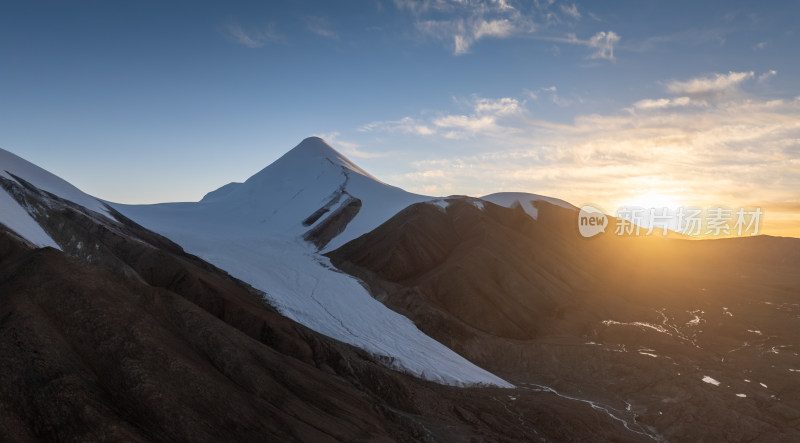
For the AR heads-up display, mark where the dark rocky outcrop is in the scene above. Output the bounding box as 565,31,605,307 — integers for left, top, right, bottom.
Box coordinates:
304,197,362,250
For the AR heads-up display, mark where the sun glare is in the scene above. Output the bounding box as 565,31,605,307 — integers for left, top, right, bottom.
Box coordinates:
622,192,680,209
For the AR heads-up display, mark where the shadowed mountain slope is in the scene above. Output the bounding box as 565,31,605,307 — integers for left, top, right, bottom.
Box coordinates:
329,198,800,442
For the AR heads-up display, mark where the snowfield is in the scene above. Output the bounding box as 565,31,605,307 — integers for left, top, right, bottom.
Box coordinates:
0,185,60,249
111,138,514,387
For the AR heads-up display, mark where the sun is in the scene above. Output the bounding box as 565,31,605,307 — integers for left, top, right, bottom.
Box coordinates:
622,192,680,209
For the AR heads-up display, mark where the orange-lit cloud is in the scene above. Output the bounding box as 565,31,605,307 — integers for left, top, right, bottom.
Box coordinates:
362,71,800,237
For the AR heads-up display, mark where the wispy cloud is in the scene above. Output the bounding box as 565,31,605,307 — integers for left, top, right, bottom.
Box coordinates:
632,96,698,110
526,85,574,106
415,15,523,55
221,21,283,48
758,69,777,83
358,117,435,136
396,0,599,55
394,1,622,60
361,96,524,139
392,0,451,16
666,71,755,98
630,70,775,112
473,18,515,39
305,16,339,39
623,28,728,53
560,4,581,20
433,114,499,138
586,31,620,59
472,96,523,116
537,30,621,60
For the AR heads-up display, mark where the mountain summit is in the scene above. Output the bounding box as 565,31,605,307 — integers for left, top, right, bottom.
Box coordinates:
267,136,376,180
202,137,378,204
192,137,427,251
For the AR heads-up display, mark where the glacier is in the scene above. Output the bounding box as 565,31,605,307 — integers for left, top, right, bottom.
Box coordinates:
109,138,514,387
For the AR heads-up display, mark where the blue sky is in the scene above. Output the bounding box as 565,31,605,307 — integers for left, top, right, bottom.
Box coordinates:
1,0,799,234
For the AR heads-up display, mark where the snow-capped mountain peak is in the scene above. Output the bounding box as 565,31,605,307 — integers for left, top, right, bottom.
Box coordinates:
191,137,428,251
109,139,512,387
260,136,377,182
2,138,582,389
201,137,375,203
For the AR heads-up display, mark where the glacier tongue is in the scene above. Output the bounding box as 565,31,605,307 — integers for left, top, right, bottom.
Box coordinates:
161,233,512,387
112,137,513,387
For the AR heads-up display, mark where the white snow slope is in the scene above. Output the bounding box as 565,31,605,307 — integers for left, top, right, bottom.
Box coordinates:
0,147,110,248
0,184,60,249
112,137,514,387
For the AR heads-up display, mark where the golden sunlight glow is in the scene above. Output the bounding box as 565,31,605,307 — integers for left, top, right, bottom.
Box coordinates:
621,192,681,209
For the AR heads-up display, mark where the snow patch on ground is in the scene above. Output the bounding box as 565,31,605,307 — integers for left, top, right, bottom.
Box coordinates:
482,192,575,220
723,307,733,317
0,188,60,249
702,376,721,386
426,199,450,212
686,310,704,325
602,320,670,335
